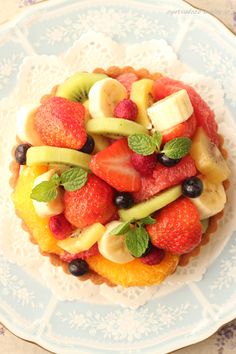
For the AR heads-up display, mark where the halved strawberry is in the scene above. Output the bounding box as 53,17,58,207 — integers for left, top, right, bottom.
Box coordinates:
153,77,219,146
133,155,197,202
162,113,197,144
90,138,141,192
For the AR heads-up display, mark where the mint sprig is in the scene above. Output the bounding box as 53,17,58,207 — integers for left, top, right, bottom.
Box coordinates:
110,217,156,257
30,167,88,202
128,132,192,160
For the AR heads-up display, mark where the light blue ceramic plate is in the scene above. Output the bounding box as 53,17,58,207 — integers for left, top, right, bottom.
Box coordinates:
0,1,236,353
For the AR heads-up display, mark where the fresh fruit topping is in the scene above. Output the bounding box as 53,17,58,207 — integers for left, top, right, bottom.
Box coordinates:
90,134,110,153
190,127,230,183
16,104,43,145
131,152,157,176
15,143,31,165
133,156,197,202
26,146,91,170
98,221,135,264
31,167,88,203
32,169,64,218
147,197,202,254
114,99,138,121
79,135,95,154
64,174,116,228
114,192,134,209
201,219,209,234
116,72,138,94
148,89,193,132
153,77,219,145
162,113,197,144
49,213,73,240
130,79,154,128
34,96,86,149
119,185,182,221
56,72,107,102
88,78,127,119
140,247,165,265
87,252,179,286
189,175,226,219
86,117,148,138
83,99,92,123
57,223,106,253
12,166,62,254
68,259,89,276
60,243,99,262
157,153,181,167
182,176,203,198
90,138,141,192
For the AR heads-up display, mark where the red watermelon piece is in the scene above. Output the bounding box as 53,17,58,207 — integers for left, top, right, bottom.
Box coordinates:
153,77,219,146
133,155,197,202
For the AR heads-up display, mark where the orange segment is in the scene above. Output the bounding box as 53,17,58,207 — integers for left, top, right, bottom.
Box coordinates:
12,166,63,255
87,253,179,287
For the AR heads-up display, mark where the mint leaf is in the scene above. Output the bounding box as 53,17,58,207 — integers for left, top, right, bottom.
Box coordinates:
61,167,88,192
162,137,192,159
128,134,155,156
152,131,162,151
51,173,61,186
111,220,133,236
30,180,58,202
125,226,149,257
138,216,156,226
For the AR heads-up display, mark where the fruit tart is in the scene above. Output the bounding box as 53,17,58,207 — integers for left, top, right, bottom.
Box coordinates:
11,67,230,287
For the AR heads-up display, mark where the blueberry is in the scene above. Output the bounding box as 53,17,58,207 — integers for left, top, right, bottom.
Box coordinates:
15,144,31,165
157,153,181,167
114,192,134,209
68,259,89,276
182,177,203,198
79,135,95,154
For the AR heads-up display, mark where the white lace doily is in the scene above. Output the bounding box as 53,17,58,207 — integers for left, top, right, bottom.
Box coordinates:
0,32,236,309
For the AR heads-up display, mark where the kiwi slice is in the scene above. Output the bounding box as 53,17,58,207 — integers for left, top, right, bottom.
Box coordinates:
27,146,91,170
86,118,148,138
200,219,209,234
119,185,182,222
56,72,107,103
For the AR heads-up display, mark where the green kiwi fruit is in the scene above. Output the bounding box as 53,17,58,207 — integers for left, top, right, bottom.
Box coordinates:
118,185,182,221
86,118,148,138
56,72,107,103
27,146,91,170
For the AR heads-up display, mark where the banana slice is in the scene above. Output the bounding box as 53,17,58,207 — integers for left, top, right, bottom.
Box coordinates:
58,223,106,254
130,79,154,129
190,176,226,220
190,127,230,183
98,221,134,264
147,89,193,132
16,104,43,145
88,78,127,119
32,169,64,218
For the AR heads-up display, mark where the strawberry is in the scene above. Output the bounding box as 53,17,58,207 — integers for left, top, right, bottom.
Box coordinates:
140,247,165,265
114,99,138,121
153,77,219,146
162,113,197,144
49,213,73,240
116,73,138,94
90,138,141,192
147,198,202,255
64,174,117,228
34,96,86,149
133,155,197,202
131,152,157,176
60,243,99,262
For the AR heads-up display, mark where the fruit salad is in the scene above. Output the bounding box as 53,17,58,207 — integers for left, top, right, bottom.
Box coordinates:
11,68,230,287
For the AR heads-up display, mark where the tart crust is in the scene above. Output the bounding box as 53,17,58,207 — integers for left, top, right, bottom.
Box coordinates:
10,66,229,286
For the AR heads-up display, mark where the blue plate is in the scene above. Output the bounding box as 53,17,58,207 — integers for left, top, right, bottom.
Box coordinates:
0,1,236,353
